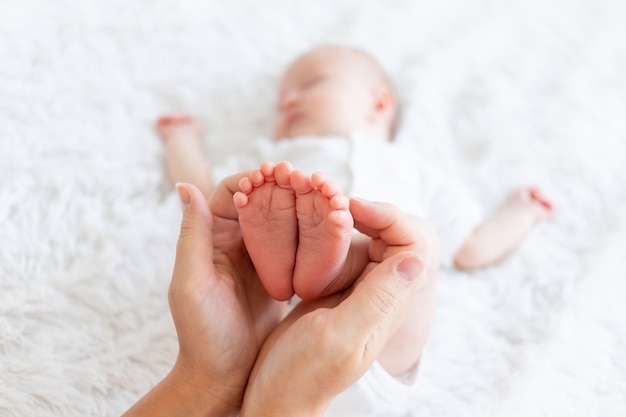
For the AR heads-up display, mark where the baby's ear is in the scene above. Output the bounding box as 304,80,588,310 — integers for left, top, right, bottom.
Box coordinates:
370,89,395,122
375,89,393,111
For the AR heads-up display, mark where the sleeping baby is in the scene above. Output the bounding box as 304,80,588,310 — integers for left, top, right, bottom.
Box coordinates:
155,44,554,416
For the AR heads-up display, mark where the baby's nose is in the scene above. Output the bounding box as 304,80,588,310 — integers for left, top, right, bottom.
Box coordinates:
279,92,298,111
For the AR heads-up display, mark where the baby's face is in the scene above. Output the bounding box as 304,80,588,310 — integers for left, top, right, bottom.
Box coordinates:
274,47,383,140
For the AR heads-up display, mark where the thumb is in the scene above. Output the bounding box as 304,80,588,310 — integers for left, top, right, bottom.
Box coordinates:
171,183,215,292
332,252,426,364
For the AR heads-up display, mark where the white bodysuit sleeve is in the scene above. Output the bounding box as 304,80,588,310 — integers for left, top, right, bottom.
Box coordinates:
210,137,273,184
418,159,483,268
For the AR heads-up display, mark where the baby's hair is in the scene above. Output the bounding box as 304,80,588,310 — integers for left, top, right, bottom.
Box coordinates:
325,44,400,140
337,46,401,140
290,44,401,140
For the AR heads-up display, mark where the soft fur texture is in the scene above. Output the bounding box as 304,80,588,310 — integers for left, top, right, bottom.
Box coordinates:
1,1,625,416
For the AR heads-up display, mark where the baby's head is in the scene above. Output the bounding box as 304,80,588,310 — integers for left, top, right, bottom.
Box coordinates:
273,45,397,141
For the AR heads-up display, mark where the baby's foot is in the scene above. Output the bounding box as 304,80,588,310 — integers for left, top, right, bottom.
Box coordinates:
234,161,298,301
156,114,203,141
509,186,555,220
291,171,353,300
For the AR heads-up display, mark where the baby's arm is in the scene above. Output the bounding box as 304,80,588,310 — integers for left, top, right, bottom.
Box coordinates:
156,115,214,199
453,187,554,270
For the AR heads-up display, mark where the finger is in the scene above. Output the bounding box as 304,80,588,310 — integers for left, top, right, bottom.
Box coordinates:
171,183,217,293
350,198,416,244
331,252,426,365
350,198,429,261
529,187,554,212
208,170,252,221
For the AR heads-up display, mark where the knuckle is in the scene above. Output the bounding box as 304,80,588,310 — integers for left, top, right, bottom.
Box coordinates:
367,285,399,318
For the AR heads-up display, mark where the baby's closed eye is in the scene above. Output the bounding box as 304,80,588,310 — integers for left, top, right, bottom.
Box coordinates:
301,75,326,89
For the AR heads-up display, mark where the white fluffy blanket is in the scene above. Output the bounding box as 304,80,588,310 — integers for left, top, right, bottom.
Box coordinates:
1,0,625,416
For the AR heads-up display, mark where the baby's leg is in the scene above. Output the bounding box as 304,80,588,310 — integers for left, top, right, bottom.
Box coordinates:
290,171,354,300
376,223,438,378
234,162,298,301
377,263,437,379
350,200,440,378
156,115,213,199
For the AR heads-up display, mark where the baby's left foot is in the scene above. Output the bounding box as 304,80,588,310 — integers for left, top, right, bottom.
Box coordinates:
509,187,555,220
291,171,353,300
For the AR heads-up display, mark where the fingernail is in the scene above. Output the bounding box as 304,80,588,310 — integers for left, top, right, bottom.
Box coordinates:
351,197,375,205
176,183,191,210
395,256,424,282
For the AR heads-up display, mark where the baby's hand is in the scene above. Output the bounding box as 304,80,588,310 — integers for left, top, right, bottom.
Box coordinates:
508,187,554,221
156,114,203,141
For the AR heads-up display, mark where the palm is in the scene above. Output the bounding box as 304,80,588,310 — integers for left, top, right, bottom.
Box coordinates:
210,212,284,376
170,208,283,394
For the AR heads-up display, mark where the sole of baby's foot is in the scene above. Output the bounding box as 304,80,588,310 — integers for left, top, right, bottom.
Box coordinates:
156,114,203,142
234,161,297,301
290,170,353,300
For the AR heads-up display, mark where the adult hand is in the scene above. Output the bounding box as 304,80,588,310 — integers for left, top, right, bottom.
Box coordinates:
241,198,436,417
123,182,284,417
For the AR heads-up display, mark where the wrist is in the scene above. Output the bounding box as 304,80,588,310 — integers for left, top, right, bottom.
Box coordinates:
169,357,243,417
241,400,327,417
121,364,239,417
241,385,328,417
505,198,542,225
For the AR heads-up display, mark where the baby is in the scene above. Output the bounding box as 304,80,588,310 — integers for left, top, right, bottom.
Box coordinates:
157,44,553,288
156,44,553,414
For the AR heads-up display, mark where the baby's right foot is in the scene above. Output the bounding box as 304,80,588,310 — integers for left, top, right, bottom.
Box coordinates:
291,171,353,300
234,162,298,301
156,114,203,142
